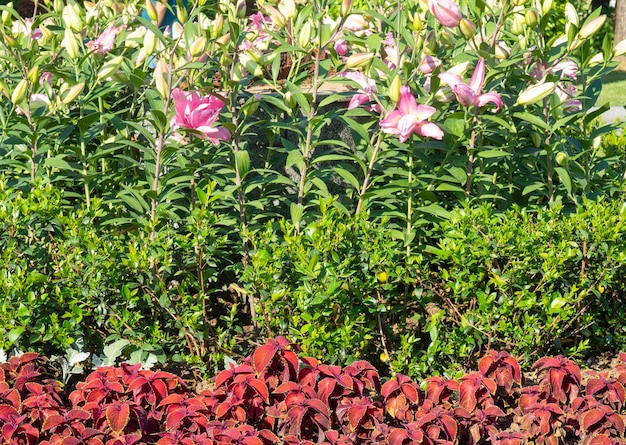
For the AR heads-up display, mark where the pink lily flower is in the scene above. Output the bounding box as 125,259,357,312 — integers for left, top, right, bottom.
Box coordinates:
342,71,381,113
87,24,122,55
380,86,443,143
438,58,502,111
170,88,231,145
429,0,462,28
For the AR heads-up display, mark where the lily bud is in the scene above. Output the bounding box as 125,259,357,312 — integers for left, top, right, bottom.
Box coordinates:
459,18,476,39
236,0,246,18
516,81,555,105
345,52,374,68
62,28,80,59
1,4,12,25
341,0,352,17
564,3,579,27
388,74,402,103
411,12,422,31
511,13,524,35
531,132,542,148
278,0,296,20
53,0,63,13
11,79,29,105
4,33,18,48
27,66,39,84
494,43,509,60
613,38,626,58
578,15,606,40
525,10,538,27
176,0,187,24
39,24,54,40
265,5,286,28
154,58,169,99
588,52,604,65
429,0,462,28
542,0,553,15
97,55,123,79
62,3,83,32
190,36,207,57
143,29,157,54
297,21,313,49
60,81,84,105
212,13,224,38
284,91,296,108
145,0,158,21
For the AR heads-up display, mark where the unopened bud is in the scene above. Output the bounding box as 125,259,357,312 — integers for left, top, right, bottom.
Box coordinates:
212,13,224,38
345,52,374,68
578,15,606,40
531,132,542,148
613,38,626,58
60,81,84,104
176,0,187,24
564,3,579,27
278,0,296,20
495,43,509,60
555,151,569,166
62,28,80,59
341,0,352,17
588,52,604,65
39,24,54,40
542,0,553,15
265,5,286,28
27,66,39,84
516,81,555,105
297,21,313,49
145,0,158,21
236,0,246,18
388,74,401,103
62,3,83,32
411,12,422,31
1,5,11,25
154,58,169,99
97,55,123,79
284,91,296,108
11,79,29,105
511,13,525,35
143,29,157,54
53,0,64,12
525,10,538,27
459,18,476,39
3,33,18,48
190,36,207,57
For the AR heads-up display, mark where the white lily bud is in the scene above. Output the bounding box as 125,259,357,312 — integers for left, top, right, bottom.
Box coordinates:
516,81,555,105
60,82,84,105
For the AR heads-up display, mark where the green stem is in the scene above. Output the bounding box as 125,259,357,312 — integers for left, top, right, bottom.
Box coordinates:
406,149,413,259
356,131,384,215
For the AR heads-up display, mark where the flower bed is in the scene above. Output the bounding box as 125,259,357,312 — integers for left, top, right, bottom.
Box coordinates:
2,338,625,444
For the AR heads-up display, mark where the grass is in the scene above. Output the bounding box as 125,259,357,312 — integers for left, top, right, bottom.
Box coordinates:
597,61,626,107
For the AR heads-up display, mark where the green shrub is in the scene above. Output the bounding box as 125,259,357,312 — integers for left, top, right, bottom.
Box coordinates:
244,198,626,379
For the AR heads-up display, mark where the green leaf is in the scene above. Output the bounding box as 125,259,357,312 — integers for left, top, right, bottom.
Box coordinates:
234,150,251,178
477,149,512,159
8,327,24,345
290,202,304,226
513,112,550,131
555,166,572,194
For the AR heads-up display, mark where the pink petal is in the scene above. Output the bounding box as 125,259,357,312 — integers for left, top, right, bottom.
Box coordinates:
438,72,464,89
397,86,418,115
452,84,477,107
429,0,462,28
476,92,502,111
416,122,444,140
469,58,485,94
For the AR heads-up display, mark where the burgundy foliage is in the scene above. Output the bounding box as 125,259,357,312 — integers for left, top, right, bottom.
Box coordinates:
1,338,625,444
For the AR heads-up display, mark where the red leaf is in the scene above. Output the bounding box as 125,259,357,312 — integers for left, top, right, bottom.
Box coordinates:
588,435,611,445
41,414,65,432
347,405,367,430
387,428,409,445
581,408,605,432
249,379,270,404
439,414,458,441
253,344,277,375
106,402,130,435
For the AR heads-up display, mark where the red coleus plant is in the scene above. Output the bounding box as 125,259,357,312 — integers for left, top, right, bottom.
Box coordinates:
532,355,582,404
478,350,523,396
381,373,423,421
585,371,626,411
5,342,626,445
458,372,497,413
